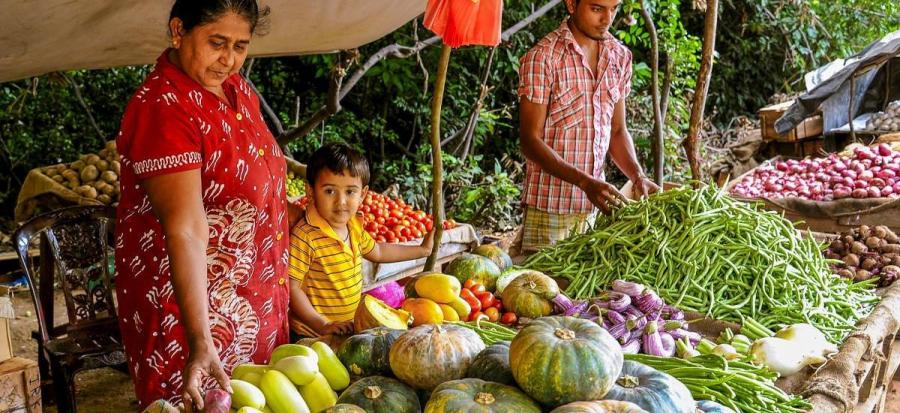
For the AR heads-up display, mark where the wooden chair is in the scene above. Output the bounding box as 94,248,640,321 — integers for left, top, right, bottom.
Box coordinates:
13,205,126,413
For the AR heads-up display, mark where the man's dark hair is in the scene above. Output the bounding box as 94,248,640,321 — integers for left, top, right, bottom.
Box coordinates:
169,0,271,36
306,143,371,188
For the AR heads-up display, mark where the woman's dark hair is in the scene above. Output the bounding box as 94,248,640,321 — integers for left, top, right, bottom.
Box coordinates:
306,143,371,188
169,0,271,36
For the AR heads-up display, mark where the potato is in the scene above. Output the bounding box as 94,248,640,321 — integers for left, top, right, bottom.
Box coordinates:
66,180,79,190
62,169,79,181
94,159,108,172
90,180,105,189
101,170,118,184
79,186,98,199
110,161,121,174
80,165,99,182
52,175,65,183
99,149,109,159
105,141,117,152
71,160,85,171
83,154,101,165
100,183,116,196
97,194,112,204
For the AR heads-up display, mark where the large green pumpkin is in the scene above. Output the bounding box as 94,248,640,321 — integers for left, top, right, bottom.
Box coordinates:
602,361,695,413
472,244,513,271
335,376,421,413
445,253,502,291
466,341,514,385
390,324,486,390
501,271,559,318
551,400,650,413
424,378,542,413
337,327,403,378
510,316,623,406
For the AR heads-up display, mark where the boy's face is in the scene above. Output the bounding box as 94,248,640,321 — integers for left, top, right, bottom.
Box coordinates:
307,169,367,228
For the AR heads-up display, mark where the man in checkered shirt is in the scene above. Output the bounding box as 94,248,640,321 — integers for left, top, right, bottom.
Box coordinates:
515,0,659,253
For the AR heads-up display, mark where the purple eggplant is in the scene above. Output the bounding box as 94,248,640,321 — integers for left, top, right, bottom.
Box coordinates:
659,332,676,357
608,292,632,312
607,322,631,344
621,337,642,354
636,289,664,313
552,293,576,314
564,300,590,317
623,305,643,318
661,305,685,321
642,319,665,356
612,280,646,297
606,309,626,325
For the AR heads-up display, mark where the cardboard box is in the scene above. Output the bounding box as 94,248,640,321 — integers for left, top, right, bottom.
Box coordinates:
759,100,823,141
0,357,41,413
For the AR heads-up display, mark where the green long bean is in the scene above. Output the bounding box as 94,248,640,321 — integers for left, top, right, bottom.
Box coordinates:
626,354,811,413
524,185,879,342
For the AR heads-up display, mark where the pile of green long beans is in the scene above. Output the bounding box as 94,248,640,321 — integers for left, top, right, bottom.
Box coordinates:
524,185,879,341
449,320,517,345
626,353,810,413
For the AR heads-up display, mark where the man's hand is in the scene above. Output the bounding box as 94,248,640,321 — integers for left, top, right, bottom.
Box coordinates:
633,177,661,199
319,320,354,336
579,178,628,215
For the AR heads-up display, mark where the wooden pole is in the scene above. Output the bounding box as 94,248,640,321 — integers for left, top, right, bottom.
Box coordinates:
638,0,664,186
424,44,452,271
683,0,719,183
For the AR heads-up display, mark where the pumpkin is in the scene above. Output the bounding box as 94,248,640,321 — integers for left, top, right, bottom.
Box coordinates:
401,298,444,326
445,253,502,291
335,376,421,413
550,400,649,413
696,400,736,413
424,378,541,413
354,295,411,331
472,244,513,271
337,328,403,379
602,361,694,413
509,316,623,406
325,404,366,413
501,271,559,318
466,341,514,385
496,268,528,295
390,324,486,390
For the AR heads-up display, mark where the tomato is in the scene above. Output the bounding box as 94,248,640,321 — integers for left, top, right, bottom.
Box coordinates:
364,221,377,232
385,232,396,242
463,279,477,290
500,312,518,325
376,216,386,225
460,289,481,313
468,311,486,322
376,236,386,243
476,292,496,309
411,229,423,239
424,220,434,231
415,222,426,232
470,284,486,295
484,307,500,322
400,226,411,237
385,217,399,227
390,209,403,220
494,301,503,312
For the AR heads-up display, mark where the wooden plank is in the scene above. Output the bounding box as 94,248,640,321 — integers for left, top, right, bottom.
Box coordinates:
855,340,900,413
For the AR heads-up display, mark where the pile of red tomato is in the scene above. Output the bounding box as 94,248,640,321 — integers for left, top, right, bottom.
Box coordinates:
460,280,517,325
296,192,457,243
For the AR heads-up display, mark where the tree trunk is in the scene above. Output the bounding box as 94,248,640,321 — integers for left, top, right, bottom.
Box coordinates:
639,0,664,186
683,0,719,183
424,44,452,271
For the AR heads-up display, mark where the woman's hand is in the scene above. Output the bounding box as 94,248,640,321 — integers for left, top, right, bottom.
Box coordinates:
182,343,232,412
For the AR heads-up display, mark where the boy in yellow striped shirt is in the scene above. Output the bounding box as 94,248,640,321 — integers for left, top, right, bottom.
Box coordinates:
288,143,435,337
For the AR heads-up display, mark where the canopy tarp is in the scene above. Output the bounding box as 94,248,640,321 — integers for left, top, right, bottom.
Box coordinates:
0,0,426,83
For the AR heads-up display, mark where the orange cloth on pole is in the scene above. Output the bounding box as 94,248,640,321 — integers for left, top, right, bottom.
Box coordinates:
424,0,503,48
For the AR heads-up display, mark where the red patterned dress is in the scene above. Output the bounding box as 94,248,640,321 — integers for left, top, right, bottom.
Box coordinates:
115,51,290,409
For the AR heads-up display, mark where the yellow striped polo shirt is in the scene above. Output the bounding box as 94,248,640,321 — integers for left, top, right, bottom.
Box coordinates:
288,204,375,336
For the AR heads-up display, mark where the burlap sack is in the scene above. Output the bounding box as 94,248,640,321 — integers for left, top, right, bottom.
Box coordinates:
14,165,103,223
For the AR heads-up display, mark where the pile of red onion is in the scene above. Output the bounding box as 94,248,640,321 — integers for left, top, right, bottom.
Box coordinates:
731,143,900,201
553,280,699,357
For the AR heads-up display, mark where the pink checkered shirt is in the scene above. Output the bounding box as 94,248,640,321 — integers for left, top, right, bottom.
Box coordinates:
518,19,633,214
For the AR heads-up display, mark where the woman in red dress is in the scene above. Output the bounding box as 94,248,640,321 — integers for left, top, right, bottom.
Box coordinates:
115,1,290,410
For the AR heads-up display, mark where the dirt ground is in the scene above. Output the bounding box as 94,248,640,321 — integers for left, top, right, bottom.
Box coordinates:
6,287,900,413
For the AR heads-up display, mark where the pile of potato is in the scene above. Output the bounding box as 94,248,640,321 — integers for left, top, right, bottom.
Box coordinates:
865,100,900,132
825,225,900,287
41,141,120,205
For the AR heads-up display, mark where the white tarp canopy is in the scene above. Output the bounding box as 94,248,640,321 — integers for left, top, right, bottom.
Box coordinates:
0,0,427,83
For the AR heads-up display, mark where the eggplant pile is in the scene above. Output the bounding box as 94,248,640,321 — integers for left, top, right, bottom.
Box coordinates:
554,280,698,356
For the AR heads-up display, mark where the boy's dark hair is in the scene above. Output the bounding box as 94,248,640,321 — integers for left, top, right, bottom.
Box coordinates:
306,143,371,188
169,0,271,36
